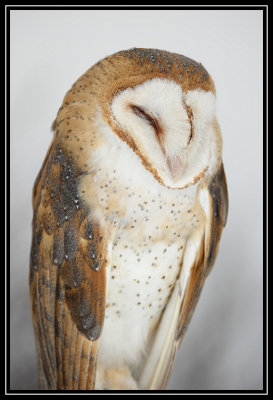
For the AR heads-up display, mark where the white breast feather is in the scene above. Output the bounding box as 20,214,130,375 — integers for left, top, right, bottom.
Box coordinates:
84,82,219,376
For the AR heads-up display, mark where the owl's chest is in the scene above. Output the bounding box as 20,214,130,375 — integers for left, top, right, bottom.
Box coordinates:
84,134,201,365
96,181,199,366
105,192,192,319
105,235,184,329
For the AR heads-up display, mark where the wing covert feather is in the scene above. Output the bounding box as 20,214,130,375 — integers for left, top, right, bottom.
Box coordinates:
29,142,107,390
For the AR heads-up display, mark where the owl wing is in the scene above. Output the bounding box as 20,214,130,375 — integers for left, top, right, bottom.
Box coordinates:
29,142,108,390
139,164,228,390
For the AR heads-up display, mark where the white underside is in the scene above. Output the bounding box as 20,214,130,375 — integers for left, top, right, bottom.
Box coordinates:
98,238,184,369
84,113,211,377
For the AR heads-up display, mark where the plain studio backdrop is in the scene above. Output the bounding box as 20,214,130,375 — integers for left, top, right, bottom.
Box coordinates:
9,9,264,391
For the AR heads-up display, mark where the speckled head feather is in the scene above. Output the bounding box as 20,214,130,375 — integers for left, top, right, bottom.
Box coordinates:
53,48,216,188
56,48,215,123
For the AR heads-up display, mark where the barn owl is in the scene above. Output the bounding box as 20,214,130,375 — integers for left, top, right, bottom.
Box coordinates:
29,48,228,391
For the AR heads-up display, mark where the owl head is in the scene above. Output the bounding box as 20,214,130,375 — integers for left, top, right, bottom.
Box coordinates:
56,48,222,190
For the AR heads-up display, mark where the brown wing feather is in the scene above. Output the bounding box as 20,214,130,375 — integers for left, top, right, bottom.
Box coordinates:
29,141,107,390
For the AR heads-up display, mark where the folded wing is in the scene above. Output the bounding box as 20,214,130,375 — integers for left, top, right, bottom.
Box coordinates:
139,164,228,390
29,142,107,390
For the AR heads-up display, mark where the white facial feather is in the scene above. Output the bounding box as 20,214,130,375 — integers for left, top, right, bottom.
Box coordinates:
111,78,217,189
79,82,223,382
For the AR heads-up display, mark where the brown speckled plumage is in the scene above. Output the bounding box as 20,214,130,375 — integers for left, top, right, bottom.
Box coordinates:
30,48,228,390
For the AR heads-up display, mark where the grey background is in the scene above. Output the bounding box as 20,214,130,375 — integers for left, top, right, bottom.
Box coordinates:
10,9,264,391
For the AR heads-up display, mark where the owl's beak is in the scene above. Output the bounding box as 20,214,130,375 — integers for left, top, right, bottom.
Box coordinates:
166,156,184,182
